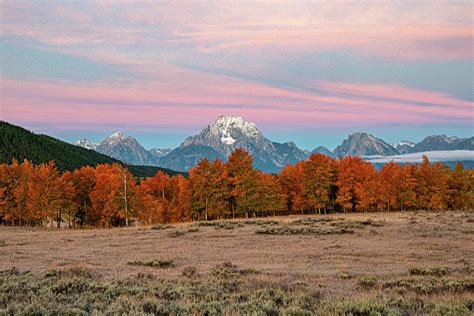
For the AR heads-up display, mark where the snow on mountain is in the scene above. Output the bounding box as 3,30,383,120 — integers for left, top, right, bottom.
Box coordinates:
74,139,98,150
181,115,263,156
103,131,125,144
333,132,398,157
148,148,172,158
393,141,415,148
159,115,308,172
392,140,416,154
219,116,237,145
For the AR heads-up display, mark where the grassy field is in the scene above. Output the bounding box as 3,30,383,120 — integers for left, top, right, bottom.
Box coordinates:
1,211,473,315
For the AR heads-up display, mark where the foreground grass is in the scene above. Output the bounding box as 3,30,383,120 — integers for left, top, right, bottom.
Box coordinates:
1,211,473,315
1,266,473,315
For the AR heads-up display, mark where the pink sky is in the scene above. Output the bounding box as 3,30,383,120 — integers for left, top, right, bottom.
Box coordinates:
0,1,472,148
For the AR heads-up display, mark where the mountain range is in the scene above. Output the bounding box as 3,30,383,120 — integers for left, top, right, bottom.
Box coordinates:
74,115,474,172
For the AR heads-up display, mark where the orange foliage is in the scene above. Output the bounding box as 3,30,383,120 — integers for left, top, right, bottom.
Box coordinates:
0,149,472,228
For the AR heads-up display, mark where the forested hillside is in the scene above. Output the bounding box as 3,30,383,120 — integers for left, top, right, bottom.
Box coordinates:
0,121,183,177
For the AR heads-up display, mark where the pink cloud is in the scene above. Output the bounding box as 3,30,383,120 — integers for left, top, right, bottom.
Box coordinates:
2,2,472,61
2,72,472,132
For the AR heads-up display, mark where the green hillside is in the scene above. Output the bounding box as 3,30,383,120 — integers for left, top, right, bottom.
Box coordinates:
0,121,184,177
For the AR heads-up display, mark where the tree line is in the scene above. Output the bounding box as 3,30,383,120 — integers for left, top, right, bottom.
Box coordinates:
0,149,472,227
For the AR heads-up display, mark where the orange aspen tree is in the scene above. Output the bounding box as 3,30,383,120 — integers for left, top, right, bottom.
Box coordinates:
226,148,257,218
71,166,97,226
416,156,449,210
27,161,64,227
255,171,287,217
0,160,34,225
137,171,172,223
398,165,418,211
336,156,377,212
90,164,136,227
447,162,471,210
279,162,306,214
301,153,335,214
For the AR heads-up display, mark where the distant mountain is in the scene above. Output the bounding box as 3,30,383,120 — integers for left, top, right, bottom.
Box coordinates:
0,121,182,177
311,146,334,157
159,115,308,172
71,119,472,171
75,132,158,166
158,145,224,172
74,139,98,150
149,148,172,158
411,135,473,152
334,132,398,157
95,132,158,166
392,141,415,154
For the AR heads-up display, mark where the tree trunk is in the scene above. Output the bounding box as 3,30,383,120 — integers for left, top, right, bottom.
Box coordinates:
205,195,208,221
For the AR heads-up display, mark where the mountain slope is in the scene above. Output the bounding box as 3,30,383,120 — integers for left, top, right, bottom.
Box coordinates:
311,146,334,157
392,141,415,154
75,132,158,166
149,148,172,158
74,139,98,150
0,121,183,177
157,145,224,172
411,135,473,152
159,115,308,172
334,132,398,157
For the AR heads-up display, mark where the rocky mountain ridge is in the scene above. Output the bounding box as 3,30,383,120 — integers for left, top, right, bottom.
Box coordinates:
74,116,473,171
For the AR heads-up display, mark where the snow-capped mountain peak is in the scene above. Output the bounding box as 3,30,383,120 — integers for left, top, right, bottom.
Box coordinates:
164,115,308,172
106,131,125,141
182,115,264,153
214,115,260,139
74,139,98,150
219,116,237,145
392,140,416,154
393,141,415,149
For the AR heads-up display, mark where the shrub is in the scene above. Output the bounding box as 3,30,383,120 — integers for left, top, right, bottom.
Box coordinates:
182,266,198,278
127,259,174,268
337,272,352,280
409,266,451,277
151,224,173,230
211,262,260,278
357,276,377,289
255,226,354,235
290,218,336,225
383,278,474,294
242,219,280,226
168,230,186,237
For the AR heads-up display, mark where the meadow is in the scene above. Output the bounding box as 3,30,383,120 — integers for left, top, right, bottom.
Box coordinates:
1,211,473,315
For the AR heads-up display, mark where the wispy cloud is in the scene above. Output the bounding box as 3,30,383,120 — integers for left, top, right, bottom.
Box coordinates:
1,1,472,141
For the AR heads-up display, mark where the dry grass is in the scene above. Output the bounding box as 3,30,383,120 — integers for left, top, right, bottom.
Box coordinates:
1,211,473,313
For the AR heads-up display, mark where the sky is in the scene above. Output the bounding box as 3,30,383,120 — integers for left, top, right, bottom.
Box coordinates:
1,1,473,151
